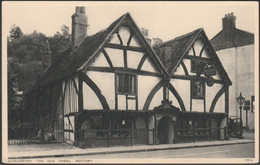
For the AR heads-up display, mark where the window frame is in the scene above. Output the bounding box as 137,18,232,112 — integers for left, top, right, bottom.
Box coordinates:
115,72,137,95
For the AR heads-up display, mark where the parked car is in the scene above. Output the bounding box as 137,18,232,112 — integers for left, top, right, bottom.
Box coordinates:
228,117,243,138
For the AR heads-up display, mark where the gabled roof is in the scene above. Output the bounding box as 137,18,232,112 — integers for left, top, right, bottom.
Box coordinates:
210,28,254,51
34,13,167,88
154,28,232,85
153,28,202,73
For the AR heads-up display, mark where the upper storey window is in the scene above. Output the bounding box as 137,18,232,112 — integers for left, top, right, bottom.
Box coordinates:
116,73,136,95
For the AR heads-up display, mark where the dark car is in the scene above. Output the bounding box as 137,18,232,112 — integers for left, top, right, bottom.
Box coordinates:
228,117,243,138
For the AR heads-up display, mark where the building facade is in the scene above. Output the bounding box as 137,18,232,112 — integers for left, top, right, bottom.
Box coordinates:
26,7,232,148
210,13,255,130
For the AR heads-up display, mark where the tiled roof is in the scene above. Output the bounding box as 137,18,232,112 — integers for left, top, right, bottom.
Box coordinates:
35,13,127,87
153,28,232,85
210,28,254,51
153,28,202,73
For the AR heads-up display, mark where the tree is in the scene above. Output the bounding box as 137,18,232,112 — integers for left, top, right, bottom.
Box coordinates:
48,25,71,60
9,24,23,41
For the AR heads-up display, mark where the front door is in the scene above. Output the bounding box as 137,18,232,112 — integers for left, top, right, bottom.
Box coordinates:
157,116,174,144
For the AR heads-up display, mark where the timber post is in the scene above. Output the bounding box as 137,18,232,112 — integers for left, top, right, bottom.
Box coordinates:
107,121,111,147
78,73,83,112
192,120,195,142
209,116,212,141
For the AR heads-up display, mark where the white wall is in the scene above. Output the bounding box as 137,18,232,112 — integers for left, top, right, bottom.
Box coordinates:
216,44,254,129
80,24,164,111
170,79,190,111
138,76,161,110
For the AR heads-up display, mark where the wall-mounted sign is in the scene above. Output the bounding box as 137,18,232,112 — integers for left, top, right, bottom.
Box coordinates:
204,64,216,77
244,100,250,110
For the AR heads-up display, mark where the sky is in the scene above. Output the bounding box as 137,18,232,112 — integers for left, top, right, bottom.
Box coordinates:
2,1,258,42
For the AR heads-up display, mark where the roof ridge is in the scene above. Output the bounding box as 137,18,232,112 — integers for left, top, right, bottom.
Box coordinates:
155,28,203,48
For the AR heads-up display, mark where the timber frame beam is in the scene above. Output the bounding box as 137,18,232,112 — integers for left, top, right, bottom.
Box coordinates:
88,66,162,78
171,75,224,84
143,80,164,110
79,72,110,110
104,43,146,52
168,83,186,111
209,86,227,112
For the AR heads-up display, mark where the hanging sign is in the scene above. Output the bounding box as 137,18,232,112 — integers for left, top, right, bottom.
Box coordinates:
207,77,214,87
244,100,250,110
204,64,216,77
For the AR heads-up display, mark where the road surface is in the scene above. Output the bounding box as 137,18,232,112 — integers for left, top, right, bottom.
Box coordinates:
45,143,254,159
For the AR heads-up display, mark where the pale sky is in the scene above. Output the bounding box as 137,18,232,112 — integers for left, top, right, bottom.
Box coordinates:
2,1,258,42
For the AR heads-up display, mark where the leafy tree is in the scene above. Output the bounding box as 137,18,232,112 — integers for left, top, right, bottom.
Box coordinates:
48,25,71,60
7,25,71,127
9,24,23,41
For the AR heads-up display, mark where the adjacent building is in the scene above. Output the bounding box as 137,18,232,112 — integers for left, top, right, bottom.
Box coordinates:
210,13,255,130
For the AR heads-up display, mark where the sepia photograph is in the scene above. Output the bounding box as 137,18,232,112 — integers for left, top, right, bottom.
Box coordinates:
1,1,259,164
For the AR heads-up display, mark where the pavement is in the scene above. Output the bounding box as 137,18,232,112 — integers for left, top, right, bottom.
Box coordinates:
8,136,255,159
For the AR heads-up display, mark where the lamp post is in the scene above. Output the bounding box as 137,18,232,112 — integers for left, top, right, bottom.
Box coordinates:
236,92,245,138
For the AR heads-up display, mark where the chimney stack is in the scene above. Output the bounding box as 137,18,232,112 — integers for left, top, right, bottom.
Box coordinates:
141,28,151,45
222,12,236,31
71,6,88,49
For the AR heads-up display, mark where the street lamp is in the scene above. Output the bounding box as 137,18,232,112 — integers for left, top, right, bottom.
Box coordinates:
236,92,245,138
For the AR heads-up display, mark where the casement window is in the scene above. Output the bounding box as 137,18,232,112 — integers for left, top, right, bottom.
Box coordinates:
116,73,136,95
191,80,205,99
111,119,135,137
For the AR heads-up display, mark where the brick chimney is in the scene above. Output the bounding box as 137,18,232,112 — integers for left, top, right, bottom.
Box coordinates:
71,6,88,49
222,12,236,31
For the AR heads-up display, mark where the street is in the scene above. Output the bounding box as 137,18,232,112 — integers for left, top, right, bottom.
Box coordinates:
42,143,254,159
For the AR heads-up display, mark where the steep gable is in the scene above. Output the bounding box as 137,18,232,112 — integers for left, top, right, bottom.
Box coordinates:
154,28,232,85
36,13,167,88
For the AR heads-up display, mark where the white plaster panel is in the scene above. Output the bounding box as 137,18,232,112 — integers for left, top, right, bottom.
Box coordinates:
149,88,163,110
187,48,194,56
130,36,141,47
89,52,110,67
127,99,136,110
201,47,210,58
108,33,121,45
193,38,204,56
170,79,190,111
104,48,124,68
138,76,161,110
214,93,225,113
192,99,204,112
141,57,159,73
173,62,186,75
205,83,223,112
212,70,222,80
127,50,144,69
118,26,130,46
83,81,103,110
117,95,126,110
86,71,115,109
169,91,180,109
183,59,196,76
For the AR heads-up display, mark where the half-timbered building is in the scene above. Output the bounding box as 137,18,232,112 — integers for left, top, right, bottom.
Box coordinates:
26,7,232,148
154,28,232,143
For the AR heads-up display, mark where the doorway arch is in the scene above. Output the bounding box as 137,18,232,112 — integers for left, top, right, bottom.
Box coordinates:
157,116,174,144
